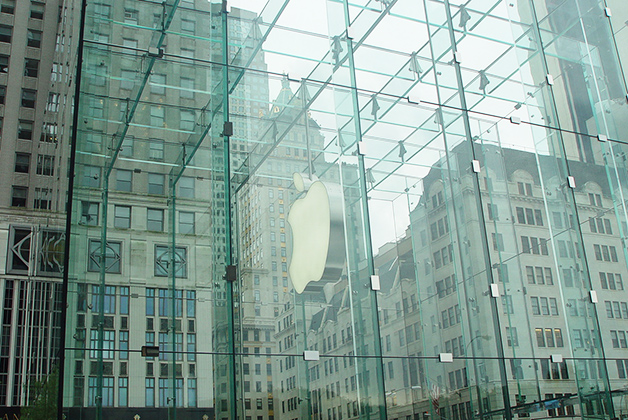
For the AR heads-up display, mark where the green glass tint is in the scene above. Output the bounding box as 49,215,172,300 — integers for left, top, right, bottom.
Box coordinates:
59,0,628,419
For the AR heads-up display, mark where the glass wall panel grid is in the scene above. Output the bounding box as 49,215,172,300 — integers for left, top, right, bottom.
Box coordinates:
63,0,218,419
59,0,628,419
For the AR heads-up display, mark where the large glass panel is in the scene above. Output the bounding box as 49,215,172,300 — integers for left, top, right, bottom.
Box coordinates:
57,0,628,419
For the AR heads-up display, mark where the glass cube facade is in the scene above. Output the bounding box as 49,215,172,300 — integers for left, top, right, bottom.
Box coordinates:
58,0,628,419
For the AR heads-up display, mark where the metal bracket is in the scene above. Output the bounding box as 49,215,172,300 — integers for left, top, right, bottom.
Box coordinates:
550,354,563,363
546,74,554,86
148,47,163,58
223,121,233,137
370,275,380,291
589,290,598,303
225,265,237,282
439,353,453,363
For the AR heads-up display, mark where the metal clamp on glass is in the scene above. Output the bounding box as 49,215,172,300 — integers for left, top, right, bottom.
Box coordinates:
225,265,237,283
223,121,233,137
439,353,453,363
303,351,320,361
147,47,163,58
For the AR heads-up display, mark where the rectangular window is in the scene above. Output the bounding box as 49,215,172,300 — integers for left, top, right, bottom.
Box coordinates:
30,1,44,19
181,19,195,34
116,169,132,192
41,123,58,143
27,29,41,47
18,120,34,140
22,89,36,108
15,153,30,173
1,0,15,14
34,188,51,210
180,109,195,131
151,73,166,94
88,240,121,273
178,177,195,198
155,245,187,278
147,208,164,232
150,107,165,128
179,212,194,234
24,59,39,77
114,205,131,229
11,186,27,207
0,25,12,43
148,173,165,195
36,155,54,176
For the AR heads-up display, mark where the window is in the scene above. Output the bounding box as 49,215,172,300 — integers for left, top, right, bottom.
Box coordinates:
94,2,111,18
11,187,27,207
1,0,14,14
502,295,514,314
589,193,602,207
517,182,533,196
149,139,164,160
486,203,499,220
178,177,195,198
123,8,138,24
594,244,618,262
36,155,54,176
492,233,504,251
24,59,39,77
116,169,132,192
120,69,135,90
0,54,7,73
81,202,99,226
148,173,165,195
521,236,548,255
181,19,195,34
506,327,519,347
88,240,121,273
601,273,625,290
155,245,187,278
0,85,5,104
27,29,41,48
30,1,44,19
41,123,58,143
34,188,51,210
15,153,30,173
535,328,564,347
120,136,134,157
179,212,194,234
147,208,164,231
18,120,34,140
82,166,100,188
180,77,194,98
0,25,12,43
150,107,165,127
114,205,131,229
180,109,195,131
22,89,36,108
151,73,166,94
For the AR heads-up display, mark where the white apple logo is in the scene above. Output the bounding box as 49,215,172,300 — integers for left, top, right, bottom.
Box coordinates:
287,173,345,294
